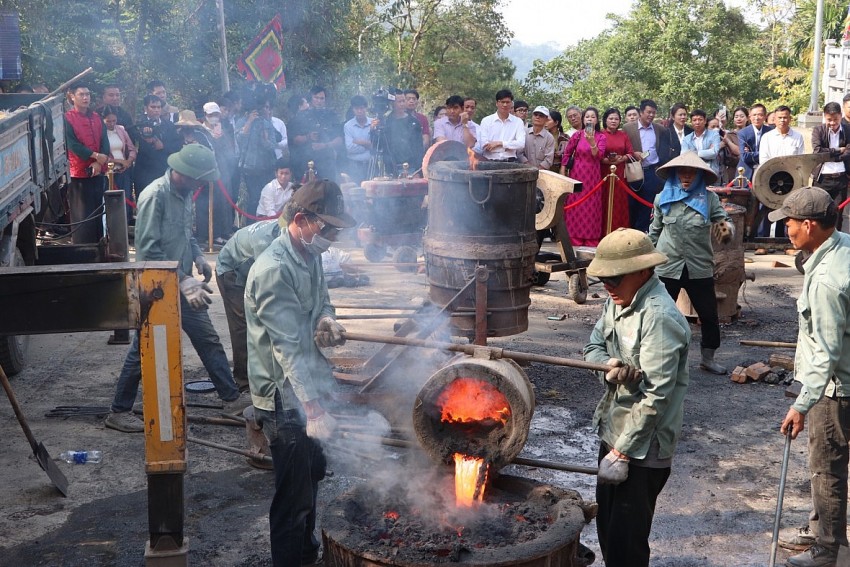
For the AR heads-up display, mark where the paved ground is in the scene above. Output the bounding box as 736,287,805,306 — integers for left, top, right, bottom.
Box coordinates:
0,242,814,566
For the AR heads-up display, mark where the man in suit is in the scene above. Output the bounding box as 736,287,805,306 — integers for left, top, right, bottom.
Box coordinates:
813,101,850,232
682,109,721,177
737,103,773,181
624,99,671,232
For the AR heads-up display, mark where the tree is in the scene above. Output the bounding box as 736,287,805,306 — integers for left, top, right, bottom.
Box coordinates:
522,0,769,114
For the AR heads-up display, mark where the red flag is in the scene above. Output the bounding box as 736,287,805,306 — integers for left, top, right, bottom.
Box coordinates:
237,15,286,89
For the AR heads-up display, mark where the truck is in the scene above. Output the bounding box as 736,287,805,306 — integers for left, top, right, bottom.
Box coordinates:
0,93,70,374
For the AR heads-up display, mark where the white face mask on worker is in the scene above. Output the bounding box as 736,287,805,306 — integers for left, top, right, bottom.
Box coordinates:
299,226,332,255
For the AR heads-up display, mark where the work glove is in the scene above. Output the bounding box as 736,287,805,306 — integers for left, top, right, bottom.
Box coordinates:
179,277,213,310
306,411,337,440
711,220,734,244
605,358,643,386
315,316,346,348
598,450,630,485
194,255,212,283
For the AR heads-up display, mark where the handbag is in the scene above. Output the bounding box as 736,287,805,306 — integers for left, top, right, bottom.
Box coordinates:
564,147,577,176
624,155,644,183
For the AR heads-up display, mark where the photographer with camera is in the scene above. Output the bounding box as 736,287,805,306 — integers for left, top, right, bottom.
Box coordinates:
290,86,343,182
371,87,423,176
236,90,281,224
133,94,182,197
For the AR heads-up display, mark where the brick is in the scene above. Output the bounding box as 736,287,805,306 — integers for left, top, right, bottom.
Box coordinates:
745,362,771,381
771,261,790,268
731,366,748,383
769,353,795,371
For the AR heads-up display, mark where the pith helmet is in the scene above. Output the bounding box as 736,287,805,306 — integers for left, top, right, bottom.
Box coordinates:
587,228,668,277
167,143,220,182
657,150,718,185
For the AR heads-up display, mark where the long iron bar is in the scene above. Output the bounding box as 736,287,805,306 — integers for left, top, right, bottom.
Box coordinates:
343,331,613,373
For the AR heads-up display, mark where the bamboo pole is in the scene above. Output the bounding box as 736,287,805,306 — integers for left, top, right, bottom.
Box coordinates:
740,340,796,349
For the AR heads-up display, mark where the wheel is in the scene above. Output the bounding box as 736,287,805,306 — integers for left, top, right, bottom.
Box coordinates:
568,272,588,304
363,243,387,263
392,246,418,272
0,248,28,375
531,270,550,286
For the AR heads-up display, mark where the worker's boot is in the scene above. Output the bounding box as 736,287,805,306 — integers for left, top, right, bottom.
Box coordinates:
699,348,727,375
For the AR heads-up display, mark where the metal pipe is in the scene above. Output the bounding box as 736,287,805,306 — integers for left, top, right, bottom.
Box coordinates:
740,340,795,349
769,430,793,567
339,432,598,475
342,331,613,373
187,435,272,465
334,304,421,310
336,312,481,320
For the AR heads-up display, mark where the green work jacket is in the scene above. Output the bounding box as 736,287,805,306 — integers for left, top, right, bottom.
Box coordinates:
648,192,729,280
215,219,280,285
244,231,335,412
792,231,850,413
135,169,202,277
584,275,691,461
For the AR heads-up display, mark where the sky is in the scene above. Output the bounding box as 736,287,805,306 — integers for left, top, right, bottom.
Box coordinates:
500,0,750,49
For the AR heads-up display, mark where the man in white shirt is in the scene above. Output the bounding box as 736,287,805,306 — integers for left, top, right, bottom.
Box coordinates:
758,105,804,237
476,89,526,162
343,95,373,184
433,95,477,148
256,158,294,217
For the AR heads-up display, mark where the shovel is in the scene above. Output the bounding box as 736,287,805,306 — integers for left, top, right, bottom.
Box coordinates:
0,364,69,496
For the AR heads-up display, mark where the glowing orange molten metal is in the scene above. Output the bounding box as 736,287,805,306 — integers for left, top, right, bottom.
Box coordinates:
454,453,488,507
467,147,480,171
436,378,510,424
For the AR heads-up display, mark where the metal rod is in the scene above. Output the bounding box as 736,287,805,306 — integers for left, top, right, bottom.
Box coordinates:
339,432,598,475
769,430,793,567
187,435,272,465
336,312,481,320
208,181,214,253
334,304,421,310
511,456,598,476
343,331,613,373
740,340,796,349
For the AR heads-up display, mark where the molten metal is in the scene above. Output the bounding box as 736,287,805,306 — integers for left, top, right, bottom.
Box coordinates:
454,453,488,507
437,378,510,424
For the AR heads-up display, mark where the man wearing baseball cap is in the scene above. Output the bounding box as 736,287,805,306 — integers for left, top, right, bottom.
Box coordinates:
106,144,247,432
245,179,355,566
521,105,555,170
776,187,850,567
583,228,691,567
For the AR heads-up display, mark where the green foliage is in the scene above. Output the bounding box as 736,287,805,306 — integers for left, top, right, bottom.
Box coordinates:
523,0,770,115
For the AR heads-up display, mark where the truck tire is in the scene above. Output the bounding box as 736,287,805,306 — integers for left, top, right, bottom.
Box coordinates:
0,249,28,375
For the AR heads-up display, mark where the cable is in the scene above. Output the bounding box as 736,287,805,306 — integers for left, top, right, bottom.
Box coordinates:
36,204,105,228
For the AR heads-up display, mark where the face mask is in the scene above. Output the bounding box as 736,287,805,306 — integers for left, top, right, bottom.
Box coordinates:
298,225,333,255
207,116,220,126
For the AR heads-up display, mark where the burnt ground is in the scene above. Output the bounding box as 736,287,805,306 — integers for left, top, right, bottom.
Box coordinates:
0,242,812,567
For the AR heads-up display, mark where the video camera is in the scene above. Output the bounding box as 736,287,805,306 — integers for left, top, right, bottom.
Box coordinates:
137,118,161,140
371,87,395,117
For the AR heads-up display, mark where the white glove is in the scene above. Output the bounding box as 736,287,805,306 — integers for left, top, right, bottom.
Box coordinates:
179,277,213,309
598,450,630,485
605,358,643,386
711,221,734,244
315,316,346,347
195,255,212,282
306,411,337,440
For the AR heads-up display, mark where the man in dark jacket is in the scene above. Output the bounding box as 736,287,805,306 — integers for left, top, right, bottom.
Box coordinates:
812,101,850,231
623,99,672,232
133,95,182,196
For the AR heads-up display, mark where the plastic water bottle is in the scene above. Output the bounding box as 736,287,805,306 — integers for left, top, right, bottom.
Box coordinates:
58,450,102,464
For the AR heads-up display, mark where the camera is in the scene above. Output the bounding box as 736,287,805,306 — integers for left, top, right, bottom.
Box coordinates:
371,87,395,117
137,118,160,140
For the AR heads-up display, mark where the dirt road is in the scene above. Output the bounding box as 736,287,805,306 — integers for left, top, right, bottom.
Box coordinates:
0,246,811,566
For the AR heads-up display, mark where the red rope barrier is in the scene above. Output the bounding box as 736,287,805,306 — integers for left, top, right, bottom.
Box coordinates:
615,178,654,208
726,179,752,188
126,197,137,209
215,179,280,222
564,178,607,210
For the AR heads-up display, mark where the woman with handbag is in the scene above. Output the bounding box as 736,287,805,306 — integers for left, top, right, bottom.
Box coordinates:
101,105,137,223
562,107,607,246
600,108,641,232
